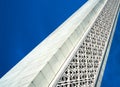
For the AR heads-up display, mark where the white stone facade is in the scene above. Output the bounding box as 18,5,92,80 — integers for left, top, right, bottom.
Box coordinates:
0,0,119,87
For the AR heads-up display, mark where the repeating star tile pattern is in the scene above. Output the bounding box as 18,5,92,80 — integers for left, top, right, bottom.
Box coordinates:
56,0,119,87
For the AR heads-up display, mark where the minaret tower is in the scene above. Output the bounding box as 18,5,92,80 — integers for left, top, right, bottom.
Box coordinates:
0,0,119,87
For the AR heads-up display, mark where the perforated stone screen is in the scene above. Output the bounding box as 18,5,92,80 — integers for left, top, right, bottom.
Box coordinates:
56,0,119,87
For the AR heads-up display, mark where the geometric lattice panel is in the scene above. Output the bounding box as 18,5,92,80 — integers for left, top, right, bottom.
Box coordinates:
56,0,119,86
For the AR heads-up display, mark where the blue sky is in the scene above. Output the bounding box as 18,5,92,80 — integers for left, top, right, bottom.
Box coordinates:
0,0,87,78
0,0,120,87
101,13,120,87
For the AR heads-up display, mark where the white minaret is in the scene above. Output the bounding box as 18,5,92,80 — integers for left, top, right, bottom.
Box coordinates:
0,0,119,87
